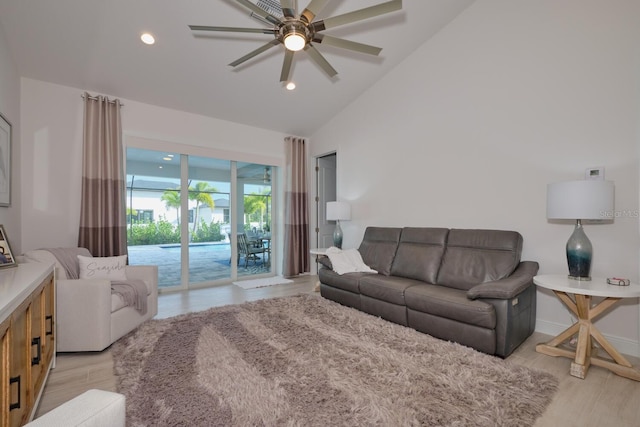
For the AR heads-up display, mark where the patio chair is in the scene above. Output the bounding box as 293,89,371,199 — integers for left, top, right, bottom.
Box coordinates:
238,232,266,268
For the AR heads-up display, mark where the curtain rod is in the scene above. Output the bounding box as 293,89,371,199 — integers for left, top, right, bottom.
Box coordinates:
81,94,124,106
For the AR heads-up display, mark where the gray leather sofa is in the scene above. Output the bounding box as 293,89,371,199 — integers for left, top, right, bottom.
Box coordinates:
319,227,538,358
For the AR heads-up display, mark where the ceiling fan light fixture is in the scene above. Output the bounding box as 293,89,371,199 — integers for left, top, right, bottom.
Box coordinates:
283,32,306,51
189,0,404,82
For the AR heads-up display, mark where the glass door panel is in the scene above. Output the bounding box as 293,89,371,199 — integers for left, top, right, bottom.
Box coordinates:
237,162,272,277
187,156,232,285
126,148,182,290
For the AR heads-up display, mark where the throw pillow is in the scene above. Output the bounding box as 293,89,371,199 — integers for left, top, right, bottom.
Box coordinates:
78,254,128,281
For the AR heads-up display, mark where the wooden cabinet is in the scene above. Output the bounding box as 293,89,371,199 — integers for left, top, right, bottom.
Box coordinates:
0,263,55,427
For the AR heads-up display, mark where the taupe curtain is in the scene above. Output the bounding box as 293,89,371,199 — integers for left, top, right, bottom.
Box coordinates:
283,136,310,277
78,92,127,257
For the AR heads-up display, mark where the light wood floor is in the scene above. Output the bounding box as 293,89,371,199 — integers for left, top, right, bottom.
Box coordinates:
37,275,640,426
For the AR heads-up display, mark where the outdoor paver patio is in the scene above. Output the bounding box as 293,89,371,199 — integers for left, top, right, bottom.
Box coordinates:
128,243,270,288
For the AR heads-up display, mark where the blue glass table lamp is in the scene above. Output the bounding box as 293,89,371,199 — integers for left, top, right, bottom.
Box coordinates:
547,180,614,281
326,201,351,249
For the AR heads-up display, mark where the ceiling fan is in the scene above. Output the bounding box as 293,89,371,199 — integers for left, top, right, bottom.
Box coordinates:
189,0,403,82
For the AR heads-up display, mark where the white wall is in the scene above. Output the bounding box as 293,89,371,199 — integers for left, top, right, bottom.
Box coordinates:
0,22,22,252
20,78,287,252
310,0,640,354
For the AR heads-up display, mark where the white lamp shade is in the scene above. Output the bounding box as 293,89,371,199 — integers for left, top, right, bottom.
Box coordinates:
547,180,614,220
326,201,351,221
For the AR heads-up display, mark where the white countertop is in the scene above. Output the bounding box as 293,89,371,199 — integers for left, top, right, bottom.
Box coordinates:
0,262,55,323
534,274,640,298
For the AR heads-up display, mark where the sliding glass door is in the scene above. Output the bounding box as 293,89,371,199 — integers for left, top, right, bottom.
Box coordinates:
126,148,274,291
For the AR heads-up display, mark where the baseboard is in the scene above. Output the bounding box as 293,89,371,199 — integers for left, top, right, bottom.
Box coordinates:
535,319,640,358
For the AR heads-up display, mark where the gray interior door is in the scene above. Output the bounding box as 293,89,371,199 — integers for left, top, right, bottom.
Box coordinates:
316,153,336,248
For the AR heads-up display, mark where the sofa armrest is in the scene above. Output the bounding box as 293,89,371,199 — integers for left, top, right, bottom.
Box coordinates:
125,265,158,290
27,389,125,427
317,256,332,270
466,261,539,300
56,278,112,352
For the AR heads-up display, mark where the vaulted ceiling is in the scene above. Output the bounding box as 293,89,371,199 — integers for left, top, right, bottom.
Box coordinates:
0,0,474,136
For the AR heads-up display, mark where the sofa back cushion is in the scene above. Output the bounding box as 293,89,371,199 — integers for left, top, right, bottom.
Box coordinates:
436,229,523,291
358,227,402,276
390,228,449,283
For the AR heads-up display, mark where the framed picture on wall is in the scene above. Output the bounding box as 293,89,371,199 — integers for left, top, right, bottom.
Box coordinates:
0,113,11,207
0,225,16,268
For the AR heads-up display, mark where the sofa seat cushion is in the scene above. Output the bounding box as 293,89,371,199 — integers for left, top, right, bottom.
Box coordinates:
359,275,425,305
405,284,496,329
318,268,373,293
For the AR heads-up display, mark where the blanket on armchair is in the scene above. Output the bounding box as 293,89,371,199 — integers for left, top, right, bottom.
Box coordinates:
111,280,148,315
45,248,148,315
45,247,88,279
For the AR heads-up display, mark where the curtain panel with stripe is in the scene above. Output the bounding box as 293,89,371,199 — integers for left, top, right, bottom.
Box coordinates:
283,136,310,277
78,93,127,257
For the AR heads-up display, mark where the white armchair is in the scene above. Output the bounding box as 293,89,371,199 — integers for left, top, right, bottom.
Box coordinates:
20,249,158,352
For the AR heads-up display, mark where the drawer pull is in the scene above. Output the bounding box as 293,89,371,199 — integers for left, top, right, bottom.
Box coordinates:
46,315,53,336
31,336,42,366
9,375,21,410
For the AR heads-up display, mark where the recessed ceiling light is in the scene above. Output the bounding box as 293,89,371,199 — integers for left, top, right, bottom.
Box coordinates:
162,157,172,161
141,33,155,45
286,82,296,90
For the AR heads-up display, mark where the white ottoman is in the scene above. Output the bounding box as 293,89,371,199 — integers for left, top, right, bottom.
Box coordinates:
27,389,125,427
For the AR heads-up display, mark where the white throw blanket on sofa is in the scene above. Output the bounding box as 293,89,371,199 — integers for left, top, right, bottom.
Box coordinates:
325,247,377,275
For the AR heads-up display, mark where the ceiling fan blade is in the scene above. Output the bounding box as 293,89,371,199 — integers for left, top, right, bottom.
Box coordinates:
280,50,294,82
280,0,296,18
300,0,330,24
235,0,282,25
229,39,281,67
311,0,402,32
304,44,337,78
189,25,277,35
312,34,382,56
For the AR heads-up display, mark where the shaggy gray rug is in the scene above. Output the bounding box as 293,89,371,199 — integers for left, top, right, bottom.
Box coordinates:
112,295,557,426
